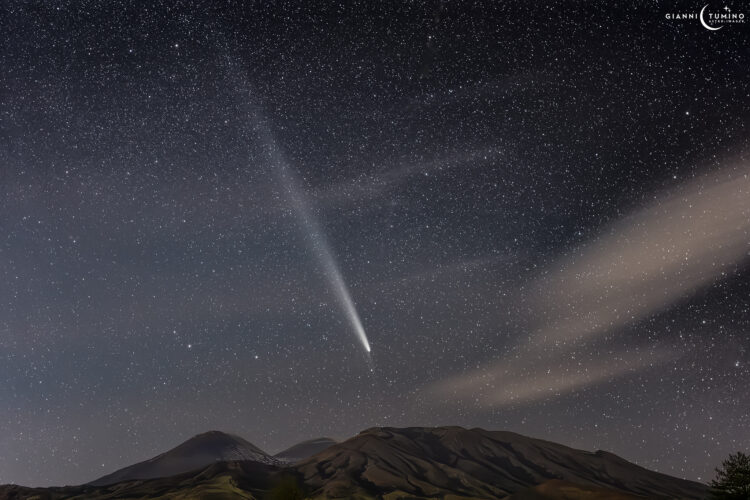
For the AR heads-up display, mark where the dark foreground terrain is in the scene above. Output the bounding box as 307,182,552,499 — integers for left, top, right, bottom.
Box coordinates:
0,426,708,499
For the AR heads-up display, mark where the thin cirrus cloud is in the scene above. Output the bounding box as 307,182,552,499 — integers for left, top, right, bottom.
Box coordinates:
431,346,679,406
429,161,750,406
312,147,504,205
527,162,750,347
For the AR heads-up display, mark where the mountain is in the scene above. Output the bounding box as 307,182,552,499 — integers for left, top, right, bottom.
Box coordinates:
0,426,710,499
88,430,278,486
0,460,281,500
293,426,709,499
506,479,645,499
275,437,338,462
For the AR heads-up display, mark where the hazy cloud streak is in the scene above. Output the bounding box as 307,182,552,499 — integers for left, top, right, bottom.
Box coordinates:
434,346,678,406
430,162,750,406
529,164,750,346
313,147,504,205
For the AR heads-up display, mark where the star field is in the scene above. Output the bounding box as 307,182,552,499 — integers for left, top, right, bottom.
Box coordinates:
1,0,749,487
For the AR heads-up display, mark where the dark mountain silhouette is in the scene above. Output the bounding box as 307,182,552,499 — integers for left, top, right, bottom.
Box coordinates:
0,426,709,499
294,426,708,499
0,460,280,500
506,479,644,499
88,430,278,486
275,437,338,463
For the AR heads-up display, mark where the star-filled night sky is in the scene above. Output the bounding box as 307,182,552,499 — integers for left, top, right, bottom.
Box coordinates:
2,0,749,487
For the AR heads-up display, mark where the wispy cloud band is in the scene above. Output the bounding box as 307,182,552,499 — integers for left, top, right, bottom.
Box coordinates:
429,162,750,406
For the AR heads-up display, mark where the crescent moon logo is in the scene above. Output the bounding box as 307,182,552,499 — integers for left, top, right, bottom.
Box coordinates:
700,4,723,30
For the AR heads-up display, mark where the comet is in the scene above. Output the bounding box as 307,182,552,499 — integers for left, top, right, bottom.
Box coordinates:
252,116,371,354
279,163,372,354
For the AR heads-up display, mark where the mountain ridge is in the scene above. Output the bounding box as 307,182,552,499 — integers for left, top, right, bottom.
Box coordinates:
275,437,338,463
0,426,709,499
88,430,279,486
294,426,707,499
